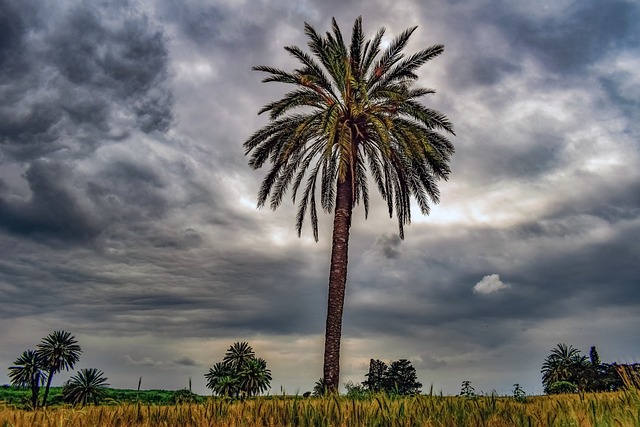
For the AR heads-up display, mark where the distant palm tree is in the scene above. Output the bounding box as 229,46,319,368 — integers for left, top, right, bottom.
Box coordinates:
245,17,455,392
312,378,328,396
62,368,109,406
541,343,587,393
8,350,46,409
239,357,272,396
223,342,256,372
37,330,82,406
205,362,238,397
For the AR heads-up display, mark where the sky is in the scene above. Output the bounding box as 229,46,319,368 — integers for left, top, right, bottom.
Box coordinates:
1,0,638,396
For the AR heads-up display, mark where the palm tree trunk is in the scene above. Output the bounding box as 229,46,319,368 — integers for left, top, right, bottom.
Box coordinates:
30,383,39,409
42,368,54,407
323,169,353,393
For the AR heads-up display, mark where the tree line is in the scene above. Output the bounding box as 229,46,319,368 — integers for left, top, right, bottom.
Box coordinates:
541,343,640,394
9,334,640,408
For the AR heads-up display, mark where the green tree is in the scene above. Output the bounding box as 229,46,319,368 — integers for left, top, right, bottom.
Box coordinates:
512,383,526,402
541,343,587,393
459,380,476,398
62,368,109,406
239,357,272,397
216,376,240,398
205,362,238,397
344,380,369,399
245,16,455,392
383,359,422,395
36,331,82,407
8,349,46,409
205,343,271,398
362,358,387,392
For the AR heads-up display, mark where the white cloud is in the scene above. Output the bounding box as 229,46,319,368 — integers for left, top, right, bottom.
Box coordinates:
473,274,510,294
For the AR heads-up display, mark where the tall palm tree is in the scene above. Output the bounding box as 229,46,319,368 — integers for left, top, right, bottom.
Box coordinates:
244,17,455,391
8,349,47,409
62,368,109,406
36,330,82,406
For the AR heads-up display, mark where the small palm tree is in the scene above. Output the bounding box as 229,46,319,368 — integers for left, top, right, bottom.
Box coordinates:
312,378,328,396
213,375,239,398
205,362,237,397
8,350,47,409
245,17,455,392
37,330,82,406
238,357,272,396
62,368,109,406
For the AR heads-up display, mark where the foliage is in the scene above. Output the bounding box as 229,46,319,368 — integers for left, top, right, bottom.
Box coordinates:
62,368,109,406
459,380,476,398
312,378,328,397
512,383,526,403
171,388,205,404
541,343,625,394
362,359,387,393
0,385,206,407
344,381,369,399
361,358,421,396
37,330,82,407
383,359,422,395
245,16,455,392
204,342,272,398
547,381,578,394
8,350,46,409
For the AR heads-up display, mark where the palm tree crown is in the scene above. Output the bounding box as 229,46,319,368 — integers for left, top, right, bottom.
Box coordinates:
223,341,256,372
245,16,454,392
245,16,454,240
8,349,46,408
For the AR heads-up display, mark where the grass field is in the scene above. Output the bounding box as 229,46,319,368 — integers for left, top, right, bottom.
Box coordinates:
1,390,640,426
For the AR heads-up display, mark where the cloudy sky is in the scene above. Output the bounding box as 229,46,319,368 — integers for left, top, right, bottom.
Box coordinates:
1,0,638,396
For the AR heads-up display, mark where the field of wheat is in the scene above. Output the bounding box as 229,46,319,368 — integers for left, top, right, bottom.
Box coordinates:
1,391,640,427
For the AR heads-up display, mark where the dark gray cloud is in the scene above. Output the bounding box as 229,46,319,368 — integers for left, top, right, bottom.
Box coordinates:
0,0,178,244
499,0,640,75
0,1,172,161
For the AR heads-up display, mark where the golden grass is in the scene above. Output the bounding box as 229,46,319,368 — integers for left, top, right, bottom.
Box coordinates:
1,391,639,427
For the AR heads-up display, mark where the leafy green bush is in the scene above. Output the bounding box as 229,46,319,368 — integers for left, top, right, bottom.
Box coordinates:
547,381,579,394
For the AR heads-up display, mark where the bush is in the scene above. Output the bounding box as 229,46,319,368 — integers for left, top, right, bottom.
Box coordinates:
547,381,578,394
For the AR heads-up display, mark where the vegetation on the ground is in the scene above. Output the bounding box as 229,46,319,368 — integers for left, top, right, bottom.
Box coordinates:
0,385,204,407
244,16,455,392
